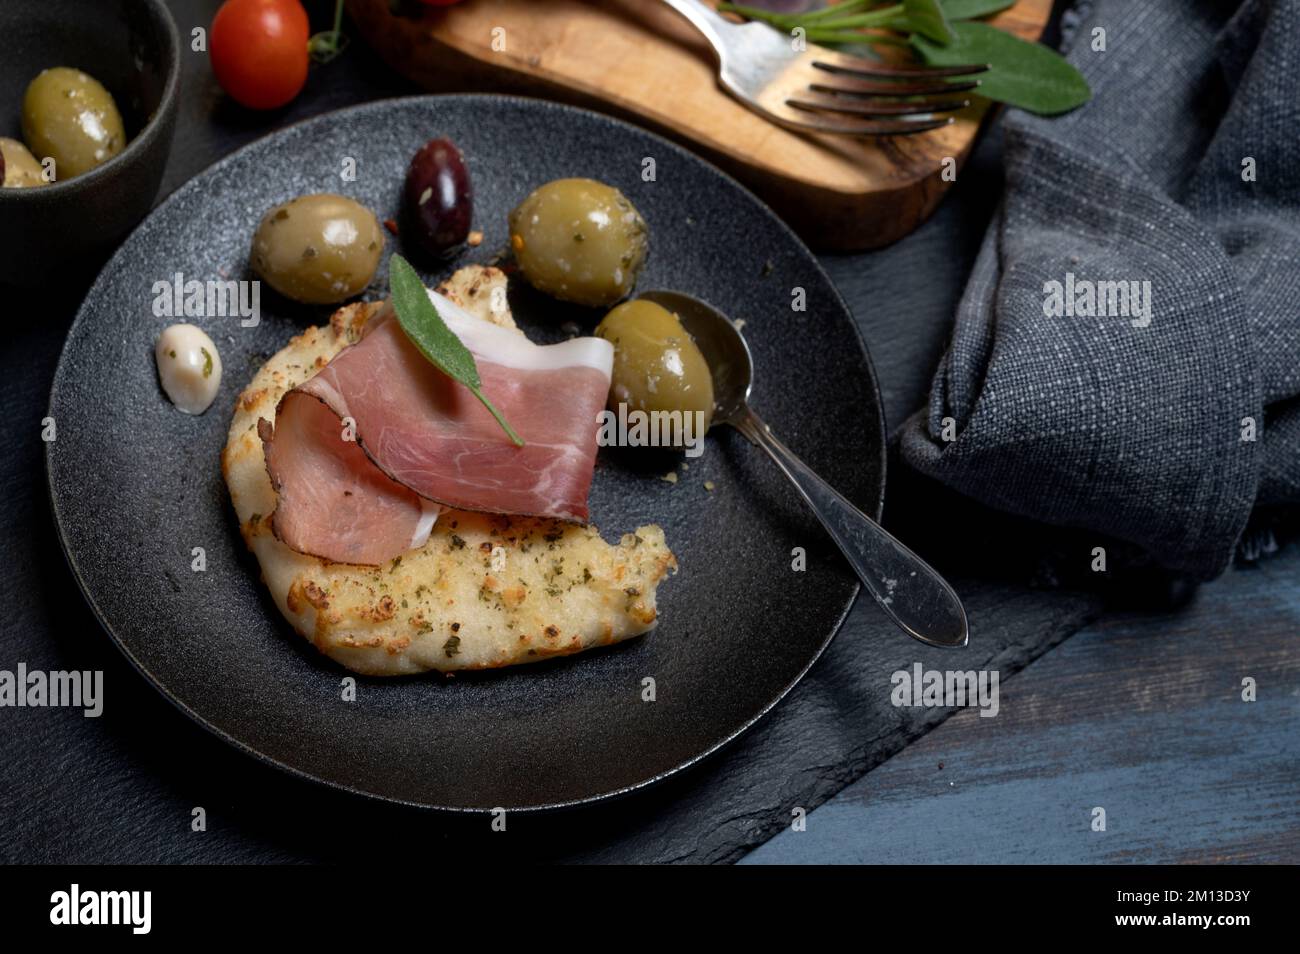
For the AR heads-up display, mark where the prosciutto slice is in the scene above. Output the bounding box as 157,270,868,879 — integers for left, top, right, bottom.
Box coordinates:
258,396,440,566
260,289,613,565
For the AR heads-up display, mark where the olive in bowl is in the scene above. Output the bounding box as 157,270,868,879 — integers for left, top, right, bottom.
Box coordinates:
22,67,127,180
0,138,46,189
596,299,714,434
250,194,385,305
509,178,648,307
0,0,180,286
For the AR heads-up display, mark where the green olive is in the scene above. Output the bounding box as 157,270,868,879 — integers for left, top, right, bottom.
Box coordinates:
596,300,714,435
21,67,126,180
250,194,385,305
508,178,647,307
1,137,48,188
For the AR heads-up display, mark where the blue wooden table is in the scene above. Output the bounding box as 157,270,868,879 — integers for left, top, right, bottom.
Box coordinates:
744,543,1300,863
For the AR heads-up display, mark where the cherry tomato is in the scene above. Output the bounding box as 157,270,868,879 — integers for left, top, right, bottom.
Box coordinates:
210,0,310,110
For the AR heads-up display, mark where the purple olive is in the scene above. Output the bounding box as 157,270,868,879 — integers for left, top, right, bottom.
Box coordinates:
403,137,472,258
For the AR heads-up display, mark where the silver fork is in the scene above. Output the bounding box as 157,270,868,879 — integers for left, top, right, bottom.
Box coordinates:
661,0,988,136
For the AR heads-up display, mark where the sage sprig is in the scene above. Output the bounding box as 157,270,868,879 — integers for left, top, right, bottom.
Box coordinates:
388,253,524,447
913,20,1089,116
718,0,1089,116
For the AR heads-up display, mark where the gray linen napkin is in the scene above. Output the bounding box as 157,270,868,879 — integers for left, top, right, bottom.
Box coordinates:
900,0,1300,581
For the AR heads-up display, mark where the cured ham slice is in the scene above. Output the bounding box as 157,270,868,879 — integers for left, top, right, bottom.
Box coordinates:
260,289,613,565
258,396,440,567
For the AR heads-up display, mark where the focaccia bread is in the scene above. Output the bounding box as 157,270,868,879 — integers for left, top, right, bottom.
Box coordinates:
221,266,676,675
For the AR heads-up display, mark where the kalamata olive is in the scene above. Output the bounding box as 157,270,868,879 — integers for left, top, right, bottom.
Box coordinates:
595,299,713,437
403,138,472,258
250,193,385,304
509,178,648,307
22,67,126,180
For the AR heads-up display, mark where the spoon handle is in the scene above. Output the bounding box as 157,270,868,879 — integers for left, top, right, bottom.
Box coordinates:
733,407,968,648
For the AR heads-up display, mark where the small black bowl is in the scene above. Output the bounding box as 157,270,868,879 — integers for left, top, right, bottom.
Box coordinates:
0,0,180,286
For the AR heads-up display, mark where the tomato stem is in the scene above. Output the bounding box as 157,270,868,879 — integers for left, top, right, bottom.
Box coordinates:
308,0,350,63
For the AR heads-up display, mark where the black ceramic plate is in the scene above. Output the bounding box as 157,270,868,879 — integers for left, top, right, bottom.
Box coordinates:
47,96,885,811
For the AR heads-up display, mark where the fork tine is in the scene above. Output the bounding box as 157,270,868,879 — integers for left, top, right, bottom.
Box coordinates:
810,79,981,97
812,56,989,80
773,113,954,137
788,95,971,118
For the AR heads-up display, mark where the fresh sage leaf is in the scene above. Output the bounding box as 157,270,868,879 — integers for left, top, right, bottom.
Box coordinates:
913,20,1090,115
898,0,953,44
722,0,1089,118
388,252,524,446
940,0,1015,20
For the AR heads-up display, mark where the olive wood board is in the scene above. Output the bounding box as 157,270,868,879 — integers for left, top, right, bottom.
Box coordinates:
346,0,1052,250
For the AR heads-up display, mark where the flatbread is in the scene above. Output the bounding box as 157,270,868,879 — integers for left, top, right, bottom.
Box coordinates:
221,266,675,675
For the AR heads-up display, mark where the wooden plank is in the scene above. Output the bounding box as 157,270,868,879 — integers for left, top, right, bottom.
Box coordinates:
743,547,1300,863
346,0,1053,250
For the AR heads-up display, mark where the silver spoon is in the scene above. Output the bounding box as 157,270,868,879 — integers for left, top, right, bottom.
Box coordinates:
640,290,968,649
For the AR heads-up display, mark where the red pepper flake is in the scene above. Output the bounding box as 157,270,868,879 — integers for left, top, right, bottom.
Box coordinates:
384,218,399,236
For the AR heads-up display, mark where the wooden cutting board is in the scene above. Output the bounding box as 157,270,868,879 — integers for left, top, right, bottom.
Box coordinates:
346,0,1051,251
